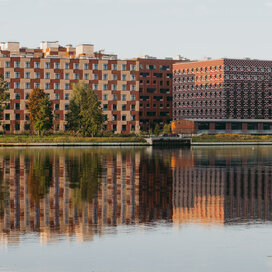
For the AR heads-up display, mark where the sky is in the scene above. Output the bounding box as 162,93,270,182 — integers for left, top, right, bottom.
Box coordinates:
0,0,272,60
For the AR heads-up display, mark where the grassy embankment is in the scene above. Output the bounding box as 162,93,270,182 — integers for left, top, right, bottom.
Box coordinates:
0,134,146,143
192,134,272,142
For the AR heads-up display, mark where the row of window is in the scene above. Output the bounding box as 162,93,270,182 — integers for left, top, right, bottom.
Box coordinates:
6,103,68,111
7,82,136,91
5,71,136,81
174,84,222,91
174,92,222,98
174,108,223,115
174,66,272,74
102,104,136,111
225,74,268,80
5,61,136,71
140,64,170,71
174,100,222,107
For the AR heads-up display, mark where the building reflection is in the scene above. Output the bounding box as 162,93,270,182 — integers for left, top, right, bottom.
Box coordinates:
0,147,272,246
172,148,272,225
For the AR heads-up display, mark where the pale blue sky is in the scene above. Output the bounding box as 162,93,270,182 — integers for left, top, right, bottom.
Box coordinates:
1,0,272,60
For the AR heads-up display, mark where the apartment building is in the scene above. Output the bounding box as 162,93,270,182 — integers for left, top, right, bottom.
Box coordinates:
0,41,139,134
172,59,272,134
138,57,184,131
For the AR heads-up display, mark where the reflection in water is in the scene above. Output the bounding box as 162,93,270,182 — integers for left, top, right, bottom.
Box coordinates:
0,147,272,246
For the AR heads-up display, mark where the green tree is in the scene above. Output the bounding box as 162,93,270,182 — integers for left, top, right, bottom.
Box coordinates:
154,124,160,136
67,83,104,137
163,123,171,134
0,74,10,126
26,88,53,135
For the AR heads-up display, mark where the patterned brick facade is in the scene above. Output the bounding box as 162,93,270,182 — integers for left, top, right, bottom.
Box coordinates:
138,58,179,131
173,59,272,121
0,42,140,134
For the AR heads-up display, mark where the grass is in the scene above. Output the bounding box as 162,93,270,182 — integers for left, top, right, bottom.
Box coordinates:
192,134,272,142
0,134,146,143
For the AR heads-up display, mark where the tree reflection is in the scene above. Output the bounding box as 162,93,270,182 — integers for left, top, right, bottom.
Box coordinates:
66,151,101,209
28,152,53,202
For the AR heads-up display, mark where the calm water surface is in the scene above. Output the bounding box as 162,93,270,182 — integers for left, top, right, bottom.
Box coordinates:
0,146,272,271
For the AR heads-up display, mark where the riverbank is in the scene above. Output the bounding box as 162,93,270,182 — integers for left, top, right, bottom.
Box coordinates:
0,135,147,146
192,134,272,143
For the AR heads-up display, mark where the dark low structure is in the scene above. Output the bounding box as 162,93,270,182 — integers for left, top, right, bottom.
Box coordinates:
172,119,272,135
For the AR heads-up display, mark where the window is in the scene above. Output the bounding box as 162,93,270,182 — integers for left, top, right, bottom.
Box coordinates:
130,65,136,71
24,72,30,79
55,104,60,110
15,113,20,121
55,114,60,120
54,62,59,69
55,124,60,131
103,64,108,70
35,72,40,79
15,72,20,79
93,84,98,90
44,83,49,90
122,125,126,131
45,62,50,69
24,124,30,130
112,94,117,100
15,103,20,110
15,93,20,99
93,63,98,70
65,73,69,80
112,84,117,90
54,73,59,79
74,73,79,80
25,93,30,99
15,82,20,89
122,104,126,111
34,62,40,68
65,63,70,69
131,85,136,91
122,74,126,81
103,84,108,90
131,115,135,121
131,125,135,131
44,72,50,79
103,74,108,80
103,94,108,100
122,84,126,91
122,94,126,101
131,94,136,101
54,93,60,100
25,114,30,121
131,104,135,111
112,114,117,121
54,83,60,90
15,123,20,131
25,62,30,68
112,74,117,80
112,124,117,131
73,63,79,69
84,63,89,70
122,64,126,71
15,61,20,68
24,82,30,90
5,114,10,120
84,73,89,80
65,93,70,100
65,83,70,90
5,72,10,78
35,83,40,89
5,61,10,68
131,75,136,81
122,115,126,121
5,124,10,131
112,64,117,70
